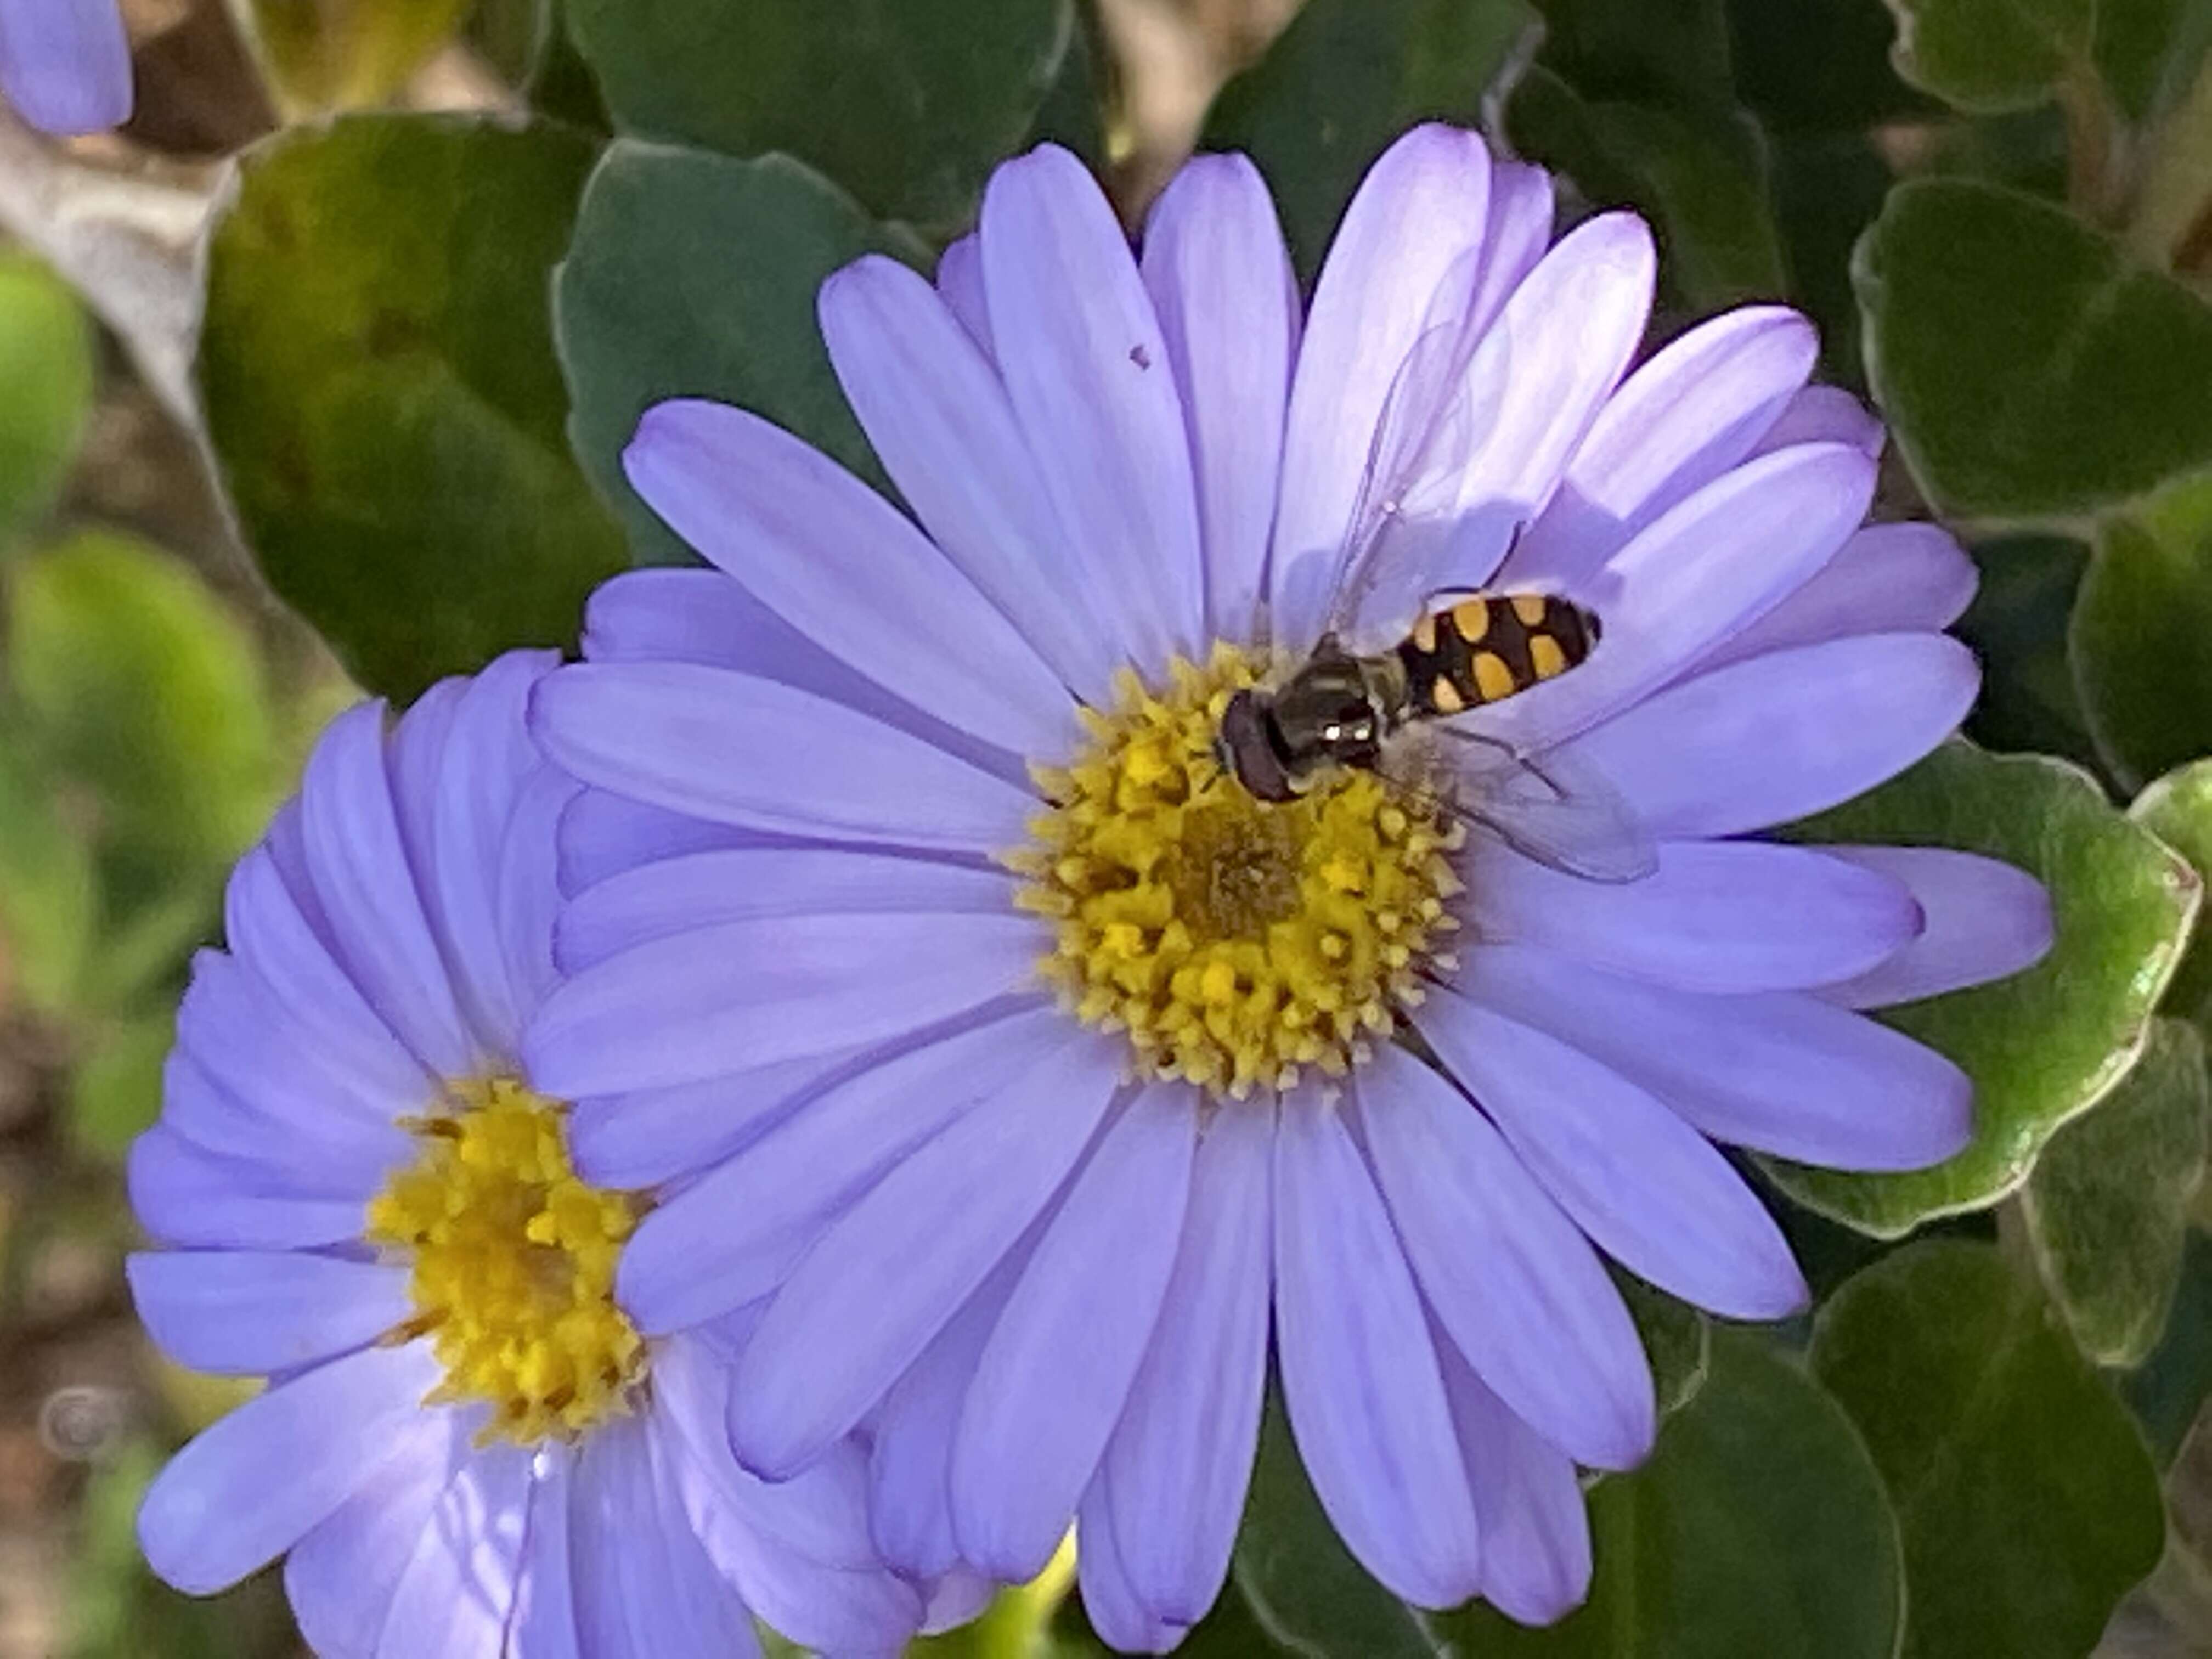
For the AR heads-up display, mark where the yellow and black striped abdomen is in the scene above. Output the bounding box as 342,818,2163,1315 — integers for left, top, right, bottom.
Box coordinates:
1395,591,1601,717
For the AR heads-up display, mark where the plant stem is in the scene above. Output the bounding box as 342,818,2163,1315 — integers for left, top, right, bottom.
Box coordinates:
2057,56,2120,223
2128,46,2212,270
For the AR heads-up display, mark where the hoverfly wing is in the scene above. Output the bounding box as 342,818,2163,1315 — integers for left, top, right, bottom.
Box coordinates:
1321,257,1519,653
1323,327,1489,650
1426,727,1657,884
1275,321,1464,647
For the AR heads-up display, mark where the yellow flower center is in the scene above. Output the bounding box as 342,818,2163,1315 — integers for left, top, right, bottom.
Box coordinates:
1012,645,1460,1099
365,1077,645,1446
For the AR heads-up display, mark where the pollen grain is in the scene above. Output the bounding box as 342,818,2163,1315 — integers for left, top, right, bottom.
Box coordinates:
1009,645,1459,1099
366,1077,645,1446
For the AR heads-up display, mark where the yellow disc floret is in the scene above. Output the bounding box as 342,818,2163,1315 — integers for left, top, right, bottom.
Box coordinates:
1011,645,1460,1099
366,1077,645,1445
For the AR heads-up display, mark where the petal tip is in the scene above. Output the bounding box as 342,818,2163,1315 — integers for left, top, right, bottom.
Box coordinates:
1491,1587,1590,1629
1378,120,1494,172
1578,1371,1659,1474
1556,210,1660,286
988,139,1094,208
817,250,911,322
137,1463,249,1598
621,399,713,491
1741,1254,1815,1322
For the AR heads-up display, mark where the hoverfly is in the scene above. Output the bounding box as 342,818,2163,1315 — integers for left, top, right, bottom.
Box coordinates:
1215,261,1657,885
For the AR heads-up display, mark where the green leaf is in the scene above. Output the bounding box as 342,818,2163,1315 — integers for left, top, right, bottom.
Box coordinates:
2094,0,2212,121
198,114,624,702
1810,1240,2166,1659
564,0,1076,228
1507,72,1785,311
1022,0,1108,167
1503,1,1785,314
1775,741,2199,1235
1881,0,2093,112
0,737,96,1015
232,0,471,113
468,0,610,132
7,530,282,877
1921,101,2074,194
1200,0,1539,281
2074,470,2212,791
554,140,921,568
1855,178,2212,518
68,1011,176,1160
2021,1017,2210,1365
1616,1271,1711,1418
1576,108,1785,308
1436,1333,1903,1658
2123,1227,2212,1464
1765,134,1895,386
1954,533,2101,772
2130,754,2212,1026
0,253,94,542
1729,0,1942,133
1529,0,1733,104
1233,1395,1443,1659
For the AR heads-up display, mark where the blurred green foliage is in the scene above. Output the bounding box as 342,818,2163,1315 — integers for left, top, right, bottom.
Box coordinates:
0,268,299,1087
0,526,295,1159
10,531,279,874
0,252,345,1659
0,253,93,540
0,729,98,1015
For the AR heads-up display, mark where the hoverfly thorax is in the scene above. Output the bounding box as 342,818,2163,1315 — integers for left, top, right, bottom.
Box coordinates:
1216,639,1407,803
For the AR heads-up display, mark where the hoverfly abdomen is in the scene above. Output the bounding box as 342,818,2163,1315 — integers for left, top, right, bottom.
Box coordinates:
1395,592,1600,717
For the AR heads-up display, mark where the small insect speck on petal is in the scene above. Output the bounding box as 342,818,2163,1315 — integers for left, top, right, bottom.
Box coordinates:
1130,343,1152,370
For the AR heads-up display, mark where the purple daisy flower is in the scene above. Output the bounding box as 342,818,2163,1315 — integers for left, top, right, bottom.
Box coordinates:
127,651,945,1656
0,0,129,135
524,127,2054,1645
